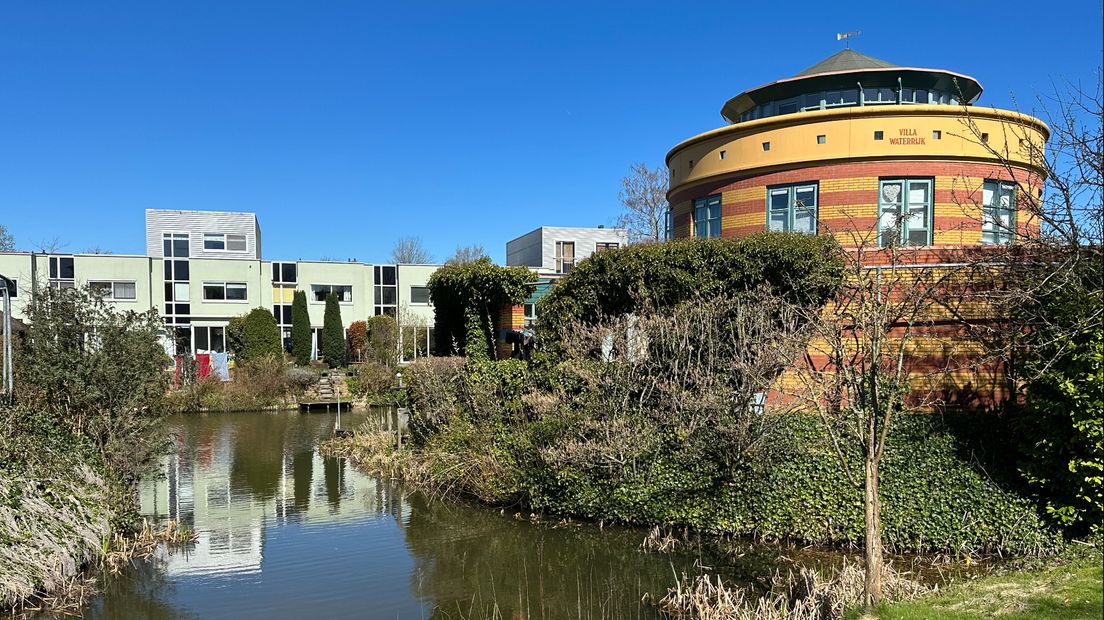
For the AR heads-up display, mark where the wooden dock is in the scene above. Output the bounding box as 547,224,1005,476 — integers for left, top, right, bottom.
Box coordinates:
299,400,353,412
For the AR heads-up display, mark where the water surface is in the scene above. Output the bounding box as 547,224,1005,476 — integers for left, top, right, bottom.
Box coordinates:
62,411,731,619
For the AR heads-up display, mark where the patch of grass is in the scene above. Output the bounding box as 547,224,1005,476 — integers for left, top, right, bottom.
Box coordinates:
854,555,1102,620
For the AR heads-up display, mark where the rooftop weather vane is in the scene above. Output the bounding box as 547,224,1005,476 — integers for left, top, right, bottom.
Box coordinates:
837,31,861,48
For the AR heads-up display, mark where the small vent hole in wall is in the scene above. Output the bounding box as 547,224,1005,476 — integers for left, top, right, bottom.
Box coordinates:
932,130,942,140
762,142,771,151
816,135,826,144
981,133,989,143
688,160,694,170
719,150,726,160
874,131,884,140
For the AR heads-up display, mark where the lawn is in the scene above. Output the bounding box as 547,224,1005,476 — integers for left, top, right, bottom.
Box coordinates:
852,555,1102,620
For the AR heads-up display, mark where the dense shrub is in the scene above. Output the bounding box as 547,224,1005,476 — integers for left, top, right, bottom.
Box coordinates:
402,356,1056,553
170,356,304,412
537,233,844,346
427,257,535,357
241,308,282,361
14,286,170,499
347,361,399,404
320,293,345,366
291,290,311,365
367,315,398,366
347,320,368,362
1013,255,1103,535
226,314,246,356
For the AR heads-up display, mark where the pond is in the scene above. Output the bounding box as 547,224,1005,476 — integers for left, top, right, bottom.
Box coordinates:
43,410,789,619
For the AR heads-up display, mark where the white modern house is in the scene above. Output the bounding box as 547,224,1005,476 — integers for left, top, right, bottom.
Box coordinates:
0,209,438,360
505,226,628,275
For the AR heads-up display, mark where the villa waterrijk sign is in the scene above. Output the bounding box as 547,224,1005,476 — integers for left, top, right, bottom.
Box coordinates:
890,128,925,145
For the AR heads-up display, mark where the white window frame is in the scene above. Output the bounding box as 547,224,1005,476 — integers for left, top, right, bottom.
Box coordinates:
202,233,248,252
88,280,138,302
310,283,353,304
595,241,620,252
201,281,249,302
193,325,227,354
766,183,818,234
982,180,1017,245
272,261,297,284
555,241,576,274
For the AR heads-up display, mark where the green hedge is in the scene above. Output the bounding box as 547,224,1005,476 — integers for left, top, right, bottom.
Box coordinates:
521,413,1056,554
405,359,1057,554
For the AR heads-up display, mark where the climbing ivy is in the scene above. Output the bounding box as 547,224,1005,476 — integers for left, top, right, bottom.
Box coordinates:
426,257,535,357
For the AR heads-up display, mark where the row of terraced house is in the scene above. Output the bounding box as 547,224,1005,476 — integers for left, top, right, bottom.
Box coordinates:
0,210,626,362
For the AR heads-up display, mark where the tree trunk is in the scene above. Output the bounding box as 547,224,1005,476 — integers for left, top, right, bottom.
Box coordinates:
863,454,884,607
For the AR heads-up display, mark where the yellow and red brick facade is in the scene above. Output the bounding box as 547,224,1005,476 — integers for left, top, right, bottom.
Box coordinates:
666,51,1048,412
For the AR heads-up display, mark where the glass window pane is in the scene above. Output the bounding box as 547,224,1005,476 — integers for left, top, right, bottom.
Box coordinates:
173,239,189,257
411,286,430,304
89,282,112,297
282,263,296,283
164,260,173,280
175,260,189,280
212,327,225,353
165,282,173,301
49,258,58,279
204,284,225,300
163,239,172,256
203,234,224,250
226,283,247,301
841,89,858,104
381,266,396,286
59,257,74,279
908,183,930,205
195,326,209,352
272,263,280,282
227,235,247,251
769,210,788,232
311,285,327,302
380,287,395,305
175,303,190,315
982,185,995,207
174,283,190,302
114,282,136,300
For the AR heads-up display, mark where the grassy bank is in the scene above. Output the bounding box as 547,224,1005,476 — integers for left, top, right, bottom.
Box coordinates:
853,553,1102,620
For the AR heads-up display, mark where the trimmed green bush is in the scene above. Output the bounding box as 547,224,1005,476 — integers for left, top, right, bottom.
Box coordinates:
537,233,844,345
291,290,311,365
241,308,282,361
320,293,345,367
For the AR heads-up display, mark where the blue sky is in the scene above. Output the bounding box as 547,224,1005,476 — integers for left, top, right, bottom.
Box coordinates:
1,1,1100,263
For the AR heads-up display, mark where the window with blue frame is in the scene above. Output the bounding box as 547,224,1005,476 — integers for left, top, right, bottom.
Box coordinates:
767,183,818,234
878,178,933,247
982,180,1017,245
694,194,722,238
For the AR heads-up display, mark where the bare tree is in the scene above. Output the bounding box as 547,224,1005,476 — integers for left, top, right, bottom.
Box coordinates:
391,236,433,264
33,237,66,253
445,244,488,265
616,162,669,243
0,225,13,252
82,245,114,255
784,236,966,608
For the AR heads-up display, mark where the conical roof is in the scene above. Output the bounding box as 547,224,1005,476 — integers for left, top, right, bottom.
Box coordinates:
794,49,897,77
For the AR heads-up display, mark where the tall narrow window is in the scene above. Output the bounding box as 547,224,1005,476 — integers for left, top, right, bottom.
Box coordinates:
982,180,1016,245
555,241,576,273
693,194,722,238
664,207,673,240
879,179,933,247
767,183,818,234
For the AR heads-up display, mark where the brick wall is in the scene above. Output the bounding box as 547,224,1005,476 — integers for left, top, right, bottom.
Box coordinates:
671,160,1042,248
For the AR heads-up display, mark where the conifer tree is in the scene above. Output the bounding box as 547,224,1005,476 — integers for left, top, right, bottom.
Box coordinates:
291,290,311,365
320,293,345,367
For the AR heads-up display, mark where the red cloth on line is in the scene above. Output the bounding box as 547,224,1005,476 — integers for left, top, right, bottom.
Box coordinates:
196,353,211,379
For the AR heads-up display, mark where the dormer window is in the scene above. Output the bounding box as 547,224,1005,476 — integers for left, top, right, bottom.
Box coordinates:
203,233,247,251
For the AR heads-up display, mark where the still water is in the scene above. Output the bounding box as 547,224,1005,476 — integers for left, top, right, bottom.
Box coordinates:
67,411,733,619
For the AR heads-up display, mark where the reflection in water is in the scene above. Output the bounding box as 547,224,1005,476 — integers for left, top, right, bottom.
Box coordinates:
36,411,719,620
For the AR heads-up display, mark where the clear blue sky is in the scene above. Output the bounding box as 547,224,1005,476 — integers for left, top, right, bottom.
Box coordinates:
2,1,1100,263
